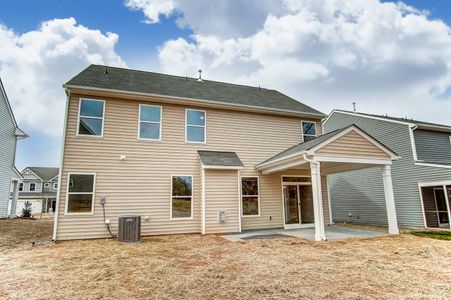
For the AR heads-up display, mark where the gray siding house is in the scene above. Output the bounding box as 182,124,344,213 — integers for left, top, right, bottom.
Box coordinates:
0,78,27,218
324,110,451,229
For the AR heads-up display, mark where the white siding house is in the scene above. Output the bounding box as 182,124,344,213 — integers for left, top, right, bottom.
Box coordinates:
0,77,27,218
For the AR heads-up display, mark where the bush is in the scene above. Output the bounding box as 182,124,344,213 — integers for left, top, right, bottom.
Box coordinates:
21,201,33,218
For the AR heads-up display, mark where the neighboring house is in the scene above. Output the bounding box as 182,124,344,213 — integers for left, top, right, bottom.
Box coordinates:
0,77,27,218
10,167,59,215
53,65,400,241
324,110,451,229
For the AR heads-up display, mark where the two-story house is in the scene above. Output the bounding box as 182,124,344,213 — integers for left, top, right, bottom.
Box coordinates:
11,167,59,215
0,77,27,218
324,110,451,229
53,65,401,241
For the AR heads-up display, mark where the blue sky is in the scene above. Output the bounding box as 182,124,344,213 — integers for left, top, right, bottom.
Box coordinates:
1,0,451,169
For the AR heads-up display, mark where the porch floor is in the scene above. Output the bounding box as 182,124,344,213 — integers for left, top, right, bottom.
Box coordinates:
223,225,388,241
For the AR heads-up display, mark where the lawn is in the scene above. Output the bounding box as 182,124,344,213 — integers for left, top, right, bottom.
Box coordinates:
0,219,450,299
410,230,451,240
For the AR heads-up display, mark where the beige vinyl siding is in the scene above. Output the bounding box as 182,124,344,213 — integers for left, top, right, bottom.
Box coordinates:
317,131,390,159
56,94,322,240
204,170,239,234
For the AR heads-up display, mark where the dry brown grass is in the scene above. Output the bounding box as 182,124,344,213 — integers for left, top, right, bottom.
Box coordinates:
0,219,450,299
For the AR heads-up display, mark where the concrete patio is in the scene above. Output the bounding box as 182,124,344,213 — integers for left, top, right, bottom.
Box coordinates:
223,225,388,242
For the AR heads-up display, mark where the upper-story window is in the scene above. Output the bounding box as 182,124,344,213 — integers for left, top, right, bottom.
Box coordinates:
139,104,162,141
44,183,50,188
29,182,36,192
186,109,206,143
301,121,317,142
18,183,23,191
53,183,58,189
78,99,105,137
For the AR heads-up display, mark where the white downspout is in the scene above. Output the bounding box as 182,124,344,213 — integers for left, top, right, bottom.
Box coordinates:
52,91,70,241
200,165,206,235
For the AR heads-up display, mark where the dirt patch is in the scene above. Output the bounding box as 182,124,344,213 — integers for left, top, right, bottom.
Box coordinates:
0,219,450,299
0,218,53,252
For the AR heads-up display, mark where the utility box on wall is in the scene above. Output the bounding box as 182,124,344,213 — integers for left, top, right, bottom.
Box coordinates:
217,210,227,222
118,215,141,243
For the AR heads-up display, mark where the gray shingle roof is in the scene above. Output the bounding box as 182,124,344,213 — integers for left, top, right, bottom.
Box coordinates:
65,65,324,116
257,124,397,167
198,151,243,167
26,167,59,181
335,110,451,130
257,126,351,166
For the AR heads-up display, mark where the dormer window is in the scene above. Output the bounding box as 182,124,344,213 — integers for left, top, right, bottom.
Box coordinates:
301,121,317,142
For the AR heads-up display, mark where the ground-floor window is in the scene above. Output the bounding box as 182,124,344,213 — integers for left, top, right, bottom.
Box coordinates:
171,175,193,219
241,177,260,216
433,188,450,225
66,173,96,214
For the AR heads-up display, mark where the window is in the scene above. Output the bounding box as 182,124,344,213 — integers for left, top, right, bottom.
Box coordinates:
53,183,58,189
171,175,193,219
139,104,162,140
29,182,36,192
18,183,23,191
66,174,95,214
433,188,450,225
186,109,206,143
301,121,317,142
44,183,50,188
78,99,104,136
241,177,260,216
282,176,311,183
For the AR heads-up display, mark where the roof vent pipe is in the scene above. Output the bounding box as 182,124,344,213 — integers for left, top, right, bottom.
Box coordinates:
197,69,203,82
352,102,356,112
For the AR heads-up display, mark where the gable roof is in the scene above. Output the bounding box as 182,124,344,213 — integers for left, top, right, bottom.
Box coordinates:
326,110,451,133
0,77,27,137
65,65,325,118
256,124,398,168
198,151,243,168
23,167,59,181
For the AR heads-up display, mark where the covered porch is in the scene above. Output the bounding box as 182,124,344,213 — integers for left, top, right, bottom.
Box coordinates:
255,125,400,241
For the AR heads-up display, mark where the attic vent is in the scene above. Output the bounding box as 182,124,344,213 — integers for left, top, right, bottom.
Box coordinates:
197,69,203,82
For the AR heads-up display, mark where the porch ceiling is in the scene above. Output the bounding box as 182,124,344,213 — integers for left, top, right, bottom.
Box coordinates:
255,124,399,174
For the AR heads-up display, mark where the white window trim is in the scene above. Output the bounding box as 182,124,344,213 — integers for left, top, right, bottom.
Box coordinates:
76,98,105,138
64,172,96,215
185,109,207,144
240,176,261,217
170,175,194,220
18,182,24,192
29,182,36,192
301,121,317,142
53,183,58,189
138,104,162,141
432,187,451,226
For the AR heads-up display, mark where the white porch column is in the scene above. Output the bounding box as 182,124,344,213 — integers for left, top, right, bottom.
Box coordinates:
310,162,326,241
9,180,19,218
381,165,399,234
443,185,451,230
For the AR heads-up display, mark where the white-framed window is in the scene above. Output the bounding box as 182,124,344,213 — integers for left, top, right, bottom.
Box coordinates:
53,183,58,189
449,135,451,146
241,176,260,216
65,173,96,214
138,104,162,141
29,182,36,192
170,175,193,219
18,182,23,191
186,109,206,143
77,99,105,137
44,183,50,188
301,121,317,142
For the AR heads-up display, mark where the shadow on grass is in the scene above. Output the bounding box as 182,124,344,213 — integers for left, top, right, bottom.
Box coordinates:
409,231,451,240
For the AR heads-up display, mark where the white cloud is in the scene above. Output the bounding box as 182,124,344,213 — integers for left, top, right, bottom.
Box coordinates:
146,0,451,124
0,17,126,136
